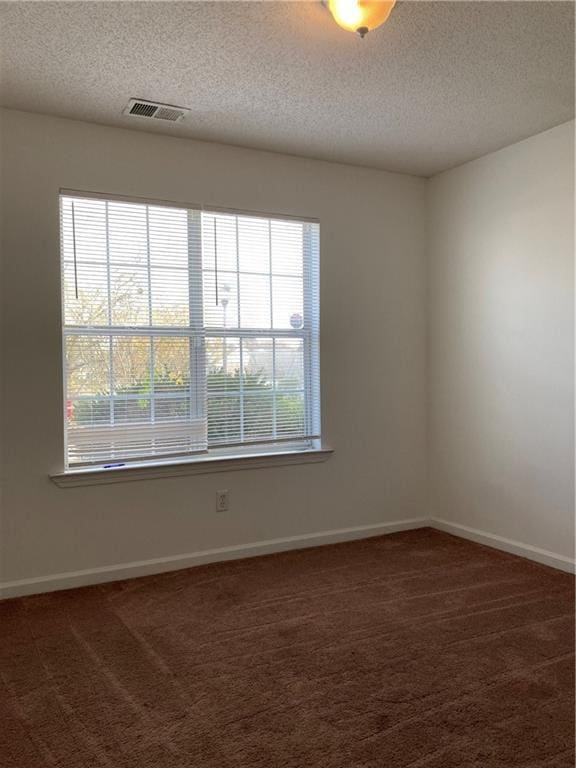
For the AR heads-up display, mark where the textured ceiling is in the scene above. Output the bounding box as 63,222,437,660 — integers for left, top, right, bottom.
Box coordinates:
0,1,574,177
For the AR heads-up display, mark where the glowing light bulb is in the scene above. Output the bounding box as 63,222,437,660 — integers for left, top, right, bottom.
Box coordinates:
327,0,396,38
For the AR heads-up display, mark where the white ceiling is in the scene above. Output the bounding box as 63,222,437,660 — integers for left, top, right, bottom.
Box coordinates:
0,1,573,177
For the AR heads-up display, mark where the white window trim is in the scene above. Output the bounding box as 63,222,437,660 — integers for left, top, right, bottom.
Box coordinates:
59,189,322,471
51,445,333,487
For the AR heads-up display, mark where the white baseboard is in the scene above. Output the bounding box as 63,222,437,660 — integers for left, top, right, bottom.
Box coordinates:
0,517,428,600
431,517,575,574
5,514,569,600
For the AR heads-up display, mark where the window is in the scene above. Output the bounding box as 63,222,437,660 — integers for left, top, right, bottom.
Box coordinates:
60,192,320,469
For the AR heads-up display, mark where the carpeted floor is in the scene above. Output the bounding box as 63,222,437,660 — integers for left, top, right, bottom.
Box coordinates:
1,528,574,768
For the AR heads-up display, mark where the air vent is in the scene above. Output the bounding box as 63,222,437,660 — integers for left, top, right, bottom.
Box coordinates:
123,99,189,123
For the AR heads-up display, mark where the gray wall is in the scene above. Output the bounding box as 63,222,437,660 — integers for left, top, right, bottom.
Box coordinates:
0,109,428,585
1,108,573,592
428,121,575,559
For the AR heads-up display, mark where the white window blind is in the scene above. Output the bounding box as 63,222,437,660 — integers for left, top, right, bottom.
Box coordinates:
60,193,320,469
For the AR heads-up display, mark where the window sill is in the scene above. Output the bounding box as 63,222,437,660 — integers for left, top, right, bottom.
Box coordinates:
50,447,333,488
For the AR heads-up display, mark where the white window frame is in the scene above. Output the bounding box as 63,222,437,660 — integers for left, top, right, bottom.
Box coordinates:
55,190,328,483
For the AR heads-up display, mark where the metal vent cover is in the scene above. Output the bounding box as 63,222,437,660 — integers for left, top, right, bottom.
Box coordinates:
123,99,189,123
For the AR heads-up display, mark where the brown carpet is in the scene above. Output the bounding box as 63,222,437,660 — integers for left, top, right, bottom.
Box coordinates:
1,528,574,768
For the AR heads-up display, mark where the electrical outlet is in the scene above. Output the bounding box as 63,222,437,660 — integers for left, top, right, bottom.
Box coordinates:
216,490,229,512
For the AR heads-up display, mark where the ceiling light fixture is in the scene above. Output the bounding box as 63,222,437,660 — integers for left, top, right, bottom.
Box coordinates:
326,0,396,38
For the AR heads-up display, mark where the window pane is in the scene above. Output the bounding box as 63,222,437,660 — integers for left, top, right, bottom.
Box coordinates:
66,335,110,397
271,220,303,276
63,262,109,326
244,393,274,440
274,339,304,390
108,202,148,265
113,397,151,424
203,271,239,329
155,397,191,422
151,268,189,326
242,338,273,390
66,334,111,429
207,337,241,443
68,398,111,427
61,197,107,264
276,393,305,436
153,337,190,395
272,275,304,329
240,274,271,328
113,336,151,396
238,216,269,274
202,214,237,272
112,336,151,423
110,265,150,326
208,396,240,444
207,338,241,395
149,206,188,269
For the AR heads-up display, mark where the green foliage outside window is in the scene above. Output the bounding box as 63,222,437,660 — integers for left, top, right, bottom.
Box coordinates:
72,366,304,441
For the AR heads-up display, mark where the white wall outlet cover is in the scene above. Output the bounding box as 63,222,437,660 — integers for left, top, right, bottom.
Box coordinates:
216,490,229,512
